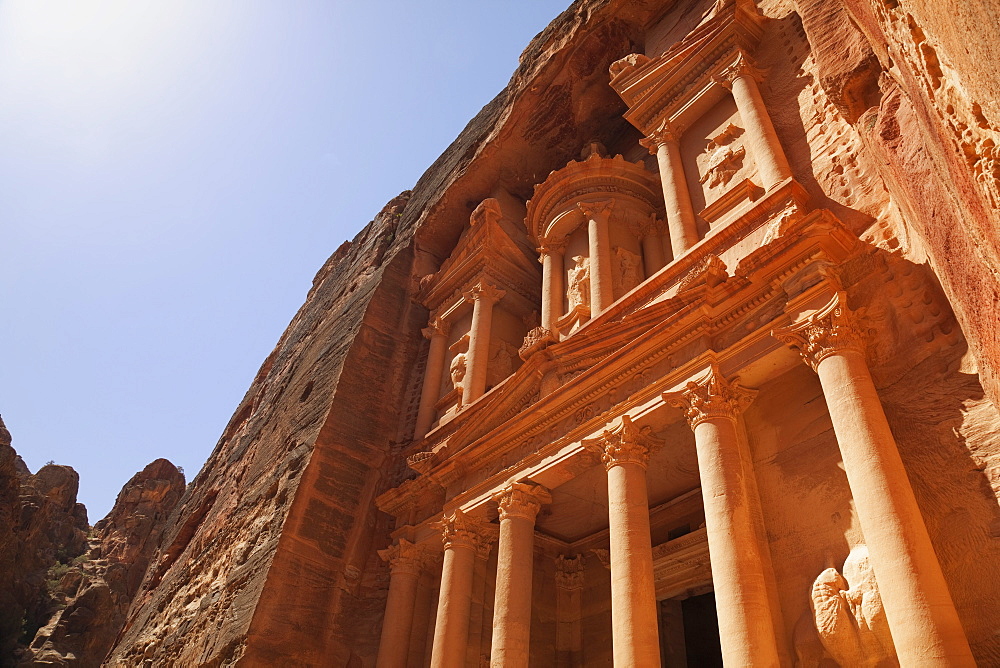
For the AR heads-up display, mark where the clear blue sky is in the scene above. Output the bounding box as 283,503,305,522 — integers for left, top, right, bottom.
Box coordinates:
0,1,570,519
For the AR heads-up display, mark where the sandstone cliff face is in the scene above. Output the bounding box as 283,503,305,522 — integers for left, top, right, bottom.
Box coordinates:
22,459,185,667
102,0,1000,665
0,416,90,665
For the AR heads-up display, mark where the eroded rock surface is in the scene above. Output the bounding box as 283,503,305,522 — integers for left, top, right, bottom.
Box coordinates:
21,459,185,667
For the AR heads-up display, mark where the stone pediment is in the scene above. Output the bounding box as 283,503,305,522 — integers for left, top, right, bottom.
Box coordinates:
609,0,765,134
417,198,541,312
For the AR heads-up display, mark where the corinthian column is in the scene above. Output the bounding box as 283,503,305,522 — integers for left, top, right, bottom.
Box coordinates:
664,364,780,666
773,293,975,666
376,539,424,668
640,121,699,258
490,482,551,668
583,415,662,666
538,241,566,331
462,282,506,405
577,200,615,315
715,51,792,191
430,510,486,668
415,318,450,440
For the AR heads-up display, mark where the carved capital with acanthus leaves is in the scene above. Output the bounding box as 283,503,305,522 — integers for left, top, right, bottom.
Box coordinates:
664,363,758,429
772,292,864,371
576,199,614,222
463,281,506,305
377,538,425,577
437,508,493,552
494,482,551,523
714,50,764,89
421,316,450,340
554,554,585,590
639,119,681,154
582,415,665,471
536,239,567,261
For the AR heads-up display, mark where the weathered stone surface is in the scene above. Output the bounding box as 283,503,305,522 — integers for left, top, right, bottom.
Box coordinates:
0,416,89,665
21,458,185,667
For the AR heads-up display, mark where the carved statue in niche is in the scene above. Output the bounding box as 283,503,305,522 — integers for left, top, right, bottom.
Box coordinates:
612,246,643,296
449,353,467,394
699,123,747,189
567,255,591,311
802,545,897,667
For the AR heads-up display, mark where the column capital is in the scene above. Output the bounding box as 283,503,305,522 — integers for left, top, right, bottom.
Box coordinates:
714,50,764,90
582,415,664,471
463,281,506,305
664,362,758,429
772,292,864,371
576,199,615,222
639,119,681,154
628,212,660,240
438,509,490,551
422,316,450,339
536,238,568,259
554,554,585,591
377,538,425,576
494,481,551,522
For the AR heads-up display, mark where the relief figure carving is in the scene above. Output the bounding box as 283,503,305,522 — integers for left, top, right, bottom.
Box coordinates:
699,123,747,189
567,255,591,311
449,353,467,393
613,246,643,296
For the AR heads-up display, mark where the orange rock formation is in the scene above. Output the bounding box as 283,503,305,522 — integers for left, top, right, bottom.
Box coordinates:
92,0,1000,665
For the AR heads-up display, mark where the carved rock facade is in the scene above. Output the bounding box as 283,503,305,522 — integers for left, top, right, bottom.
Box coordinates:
99,0,1000,666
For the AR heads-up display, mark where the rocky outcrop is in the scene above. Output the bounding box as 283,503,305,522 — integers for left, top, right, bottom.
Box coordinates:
0,416,89,666
22,459,185,667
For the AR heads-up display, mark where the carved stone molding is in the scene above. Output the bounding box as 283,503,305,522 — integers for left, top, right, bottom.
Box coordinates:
437,508,489,551
554,554,585,590
581,415,665,471
678,254,729,292
377,538,425,577
494,481,551,522
576,199,614,221
772,292,864,371
639,119,681,154
714,50,764,89
421,316,450,340
470,197,502,228
463,281,506,305
664,362,758,429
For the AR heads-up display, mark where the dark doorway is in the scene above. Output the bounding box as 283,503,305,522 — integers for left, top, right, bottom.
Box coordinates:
682,592,722,667
659,592,723,667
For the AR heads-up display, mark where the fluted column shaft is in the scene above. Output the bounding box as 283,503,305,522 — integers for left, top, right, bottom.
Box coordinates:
775,295,974,666
579,200,614,315
717,53,792,191
665,366,780,666
539,244,565,330
463,282,505,405
415,319,450,439
584,416,662,666
430,512,484,668
490,483,550,668
642,126,699,258
376,540,423,668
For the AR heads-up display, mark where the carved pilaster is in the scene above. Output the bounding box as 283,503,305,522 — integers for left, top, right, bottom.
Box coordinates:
378,538,425,577
714,50,764,89
494,481,551,522
639,119,680,154
582,415,665,470
463,281,506,305
555,554,585,590
772,292,864,371
664,363,758,428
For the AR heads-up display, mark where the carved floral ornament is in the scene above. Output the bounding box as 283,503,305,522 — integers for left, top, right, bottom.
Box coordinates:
582,414,665,471
771,292,865,371
554,554,585,590
663,362,758,429
377,538,425,576
493,481,551,522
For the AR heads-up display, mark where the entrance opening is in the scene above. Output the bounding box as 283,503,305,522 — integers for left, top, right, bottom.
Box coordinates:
659,592,723,667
